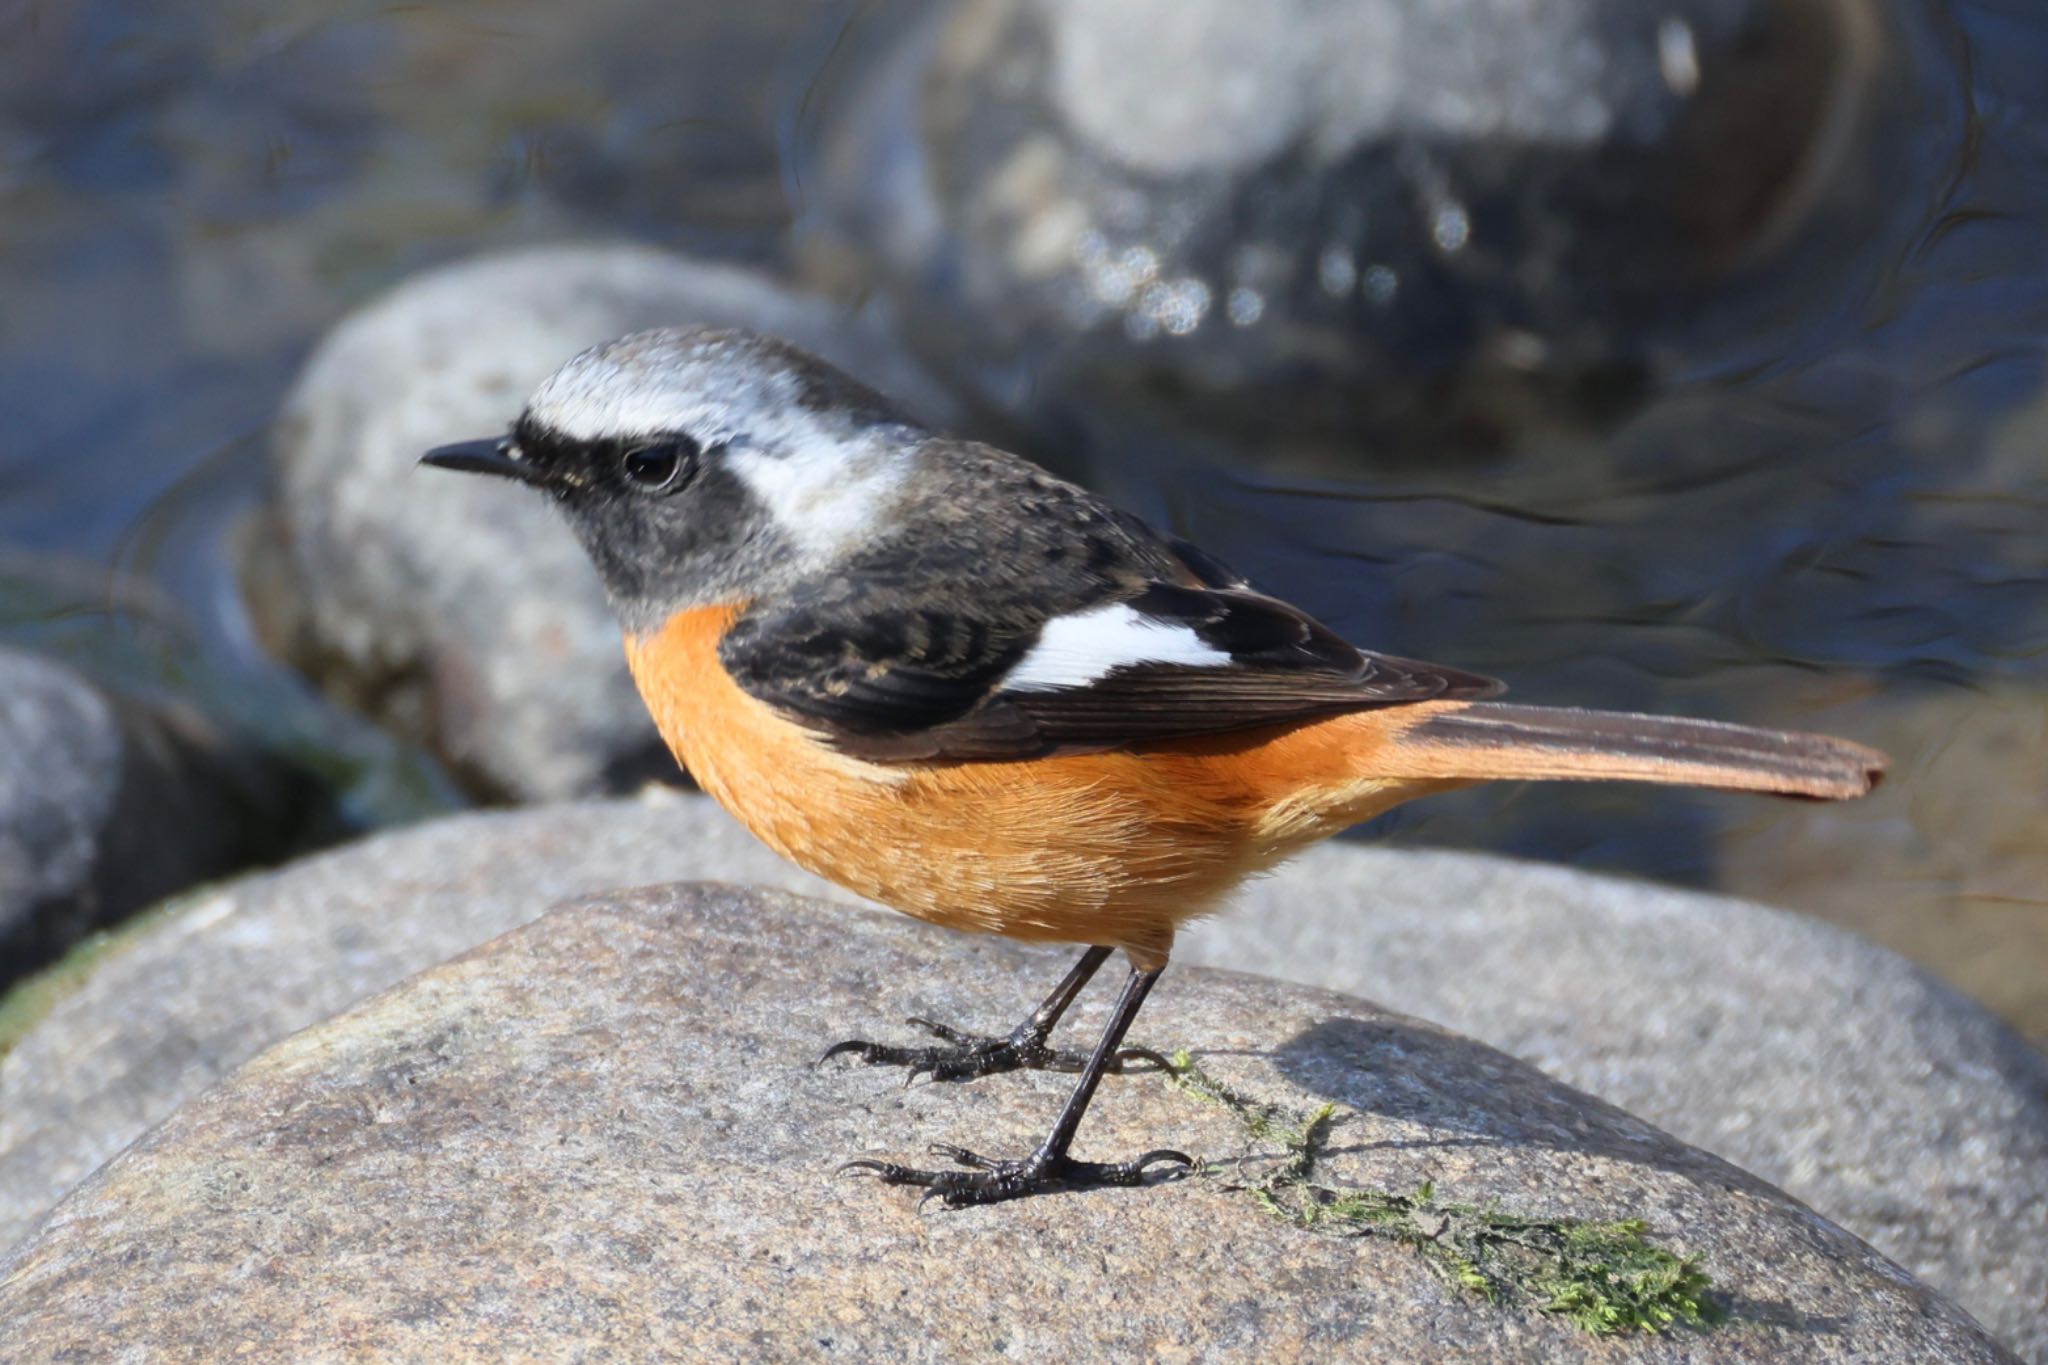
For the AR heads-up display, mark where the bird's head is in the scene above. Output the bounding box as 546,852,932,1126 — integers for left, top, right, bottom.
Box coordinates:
423,326,925,630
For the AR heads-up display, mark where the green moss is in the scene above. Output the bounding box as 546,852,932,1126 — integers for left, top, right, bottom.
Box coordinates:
1164,1050,1719,1336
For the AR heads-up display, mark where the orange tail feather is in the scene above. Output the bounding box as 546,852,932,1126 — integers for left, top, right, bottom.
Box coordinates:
1375,701,1887,801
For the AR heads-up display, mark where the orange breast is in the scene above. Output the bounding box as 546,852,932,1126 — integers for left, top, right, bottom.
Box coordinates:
624,605,1463,961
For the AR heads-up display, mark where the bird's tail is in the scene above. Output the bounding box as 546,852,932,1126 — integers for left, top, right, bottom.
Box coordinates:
1373,701,1887,801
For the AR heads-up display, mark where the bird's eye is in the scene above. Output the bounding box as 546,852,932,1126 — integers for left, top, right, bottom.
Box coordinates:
620,438,698,492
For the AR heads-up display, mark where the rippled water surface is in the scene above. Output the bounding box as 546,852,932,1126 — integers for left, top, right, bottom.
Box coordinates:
1,1,2043,1033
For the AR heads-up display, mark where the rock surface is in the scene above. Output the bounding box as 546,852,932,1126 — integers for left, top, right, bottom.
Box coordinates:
256,243,953,801
0,789,845,1250
0,884,2016,1361
1,795,2041,1356
1206,850,2048,1362
0,647,308,977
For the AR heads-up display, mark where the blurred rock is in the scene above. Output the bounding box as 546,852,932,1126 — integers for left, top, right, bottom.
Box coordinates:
0,646,309,978
255,243,954,802
1709,684,2048,1048
1,546,460,840
0,883,2017,1360
3,795,2042,1354
814,0,1919,451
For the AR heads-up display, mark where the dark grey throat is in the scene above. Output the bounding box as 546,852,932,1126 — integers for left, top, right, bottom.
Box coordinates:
552,458,794,636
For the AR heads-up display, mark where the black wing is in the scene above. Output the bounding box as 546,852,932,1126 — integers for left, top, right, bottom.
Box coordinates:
718,593,1032,742
720,572,1503,763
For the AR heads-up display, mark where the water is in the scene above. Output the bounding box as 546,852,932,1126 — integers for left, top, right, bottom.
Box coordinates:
0,0,2043,1034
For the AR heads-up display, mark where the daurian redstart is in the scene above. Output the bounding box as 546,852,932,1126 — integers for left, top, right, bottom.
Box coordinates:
424,326,1887,1206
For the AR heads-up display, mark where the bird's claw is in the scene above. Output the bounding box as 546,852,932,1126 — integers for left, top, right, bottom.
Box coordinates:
840,1144,1192,1207
817,1019,1165,1084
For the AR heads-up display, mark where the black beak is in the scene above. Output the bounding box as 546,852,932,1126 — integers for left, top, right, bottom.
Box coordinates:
420,437,543,485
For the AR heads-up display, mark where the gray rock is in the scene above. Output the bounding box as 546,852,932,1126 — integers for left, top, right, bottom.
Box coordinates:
0,884,2016,1361
256,243,954,801
1188,848,2048,1361
0,647,308,973
0,654,121,945
0,789,844,1250
815,0,1913,448
1,796,2041,1356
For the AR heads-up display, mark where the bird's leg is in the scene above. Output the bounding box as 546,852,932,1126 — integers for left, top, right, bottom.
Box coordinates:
841,962,1192,1205
820,945,1167,1083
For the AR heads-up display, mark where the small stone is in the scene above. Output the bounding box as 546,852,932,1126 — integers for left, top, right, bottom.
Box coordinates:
0,885,2016,1361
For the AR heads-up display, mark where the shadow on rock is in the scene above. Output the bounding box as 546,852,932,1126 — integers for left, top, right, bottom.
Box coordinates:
1264,1015,1787,1197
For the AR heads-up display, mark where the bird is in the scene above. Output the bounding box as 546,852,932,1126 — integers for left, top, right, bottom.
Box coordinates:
423,325,1888,1206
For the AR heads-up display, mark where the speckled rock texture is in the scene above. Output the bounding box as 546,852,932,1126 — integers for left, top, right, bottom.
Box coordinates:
0,796,2040,1357
1206,852,2048,1362
0,789,844,1252
0,885,2016,1362
257,243,953,801
0,647,306,973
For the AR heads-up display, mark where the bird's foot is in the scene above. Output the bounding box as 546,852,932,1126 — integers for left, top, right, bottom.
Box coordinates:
819,1016,1168,1084
841,1143,1193,1207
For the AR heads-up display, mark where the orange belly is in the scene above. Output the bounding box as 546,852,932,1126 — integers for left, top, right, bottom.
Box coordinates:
624,605,1463,962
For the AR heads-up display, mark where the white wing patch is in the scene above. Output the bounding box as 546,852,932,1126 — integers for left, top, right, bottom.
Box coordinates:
1003,602,1232,692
